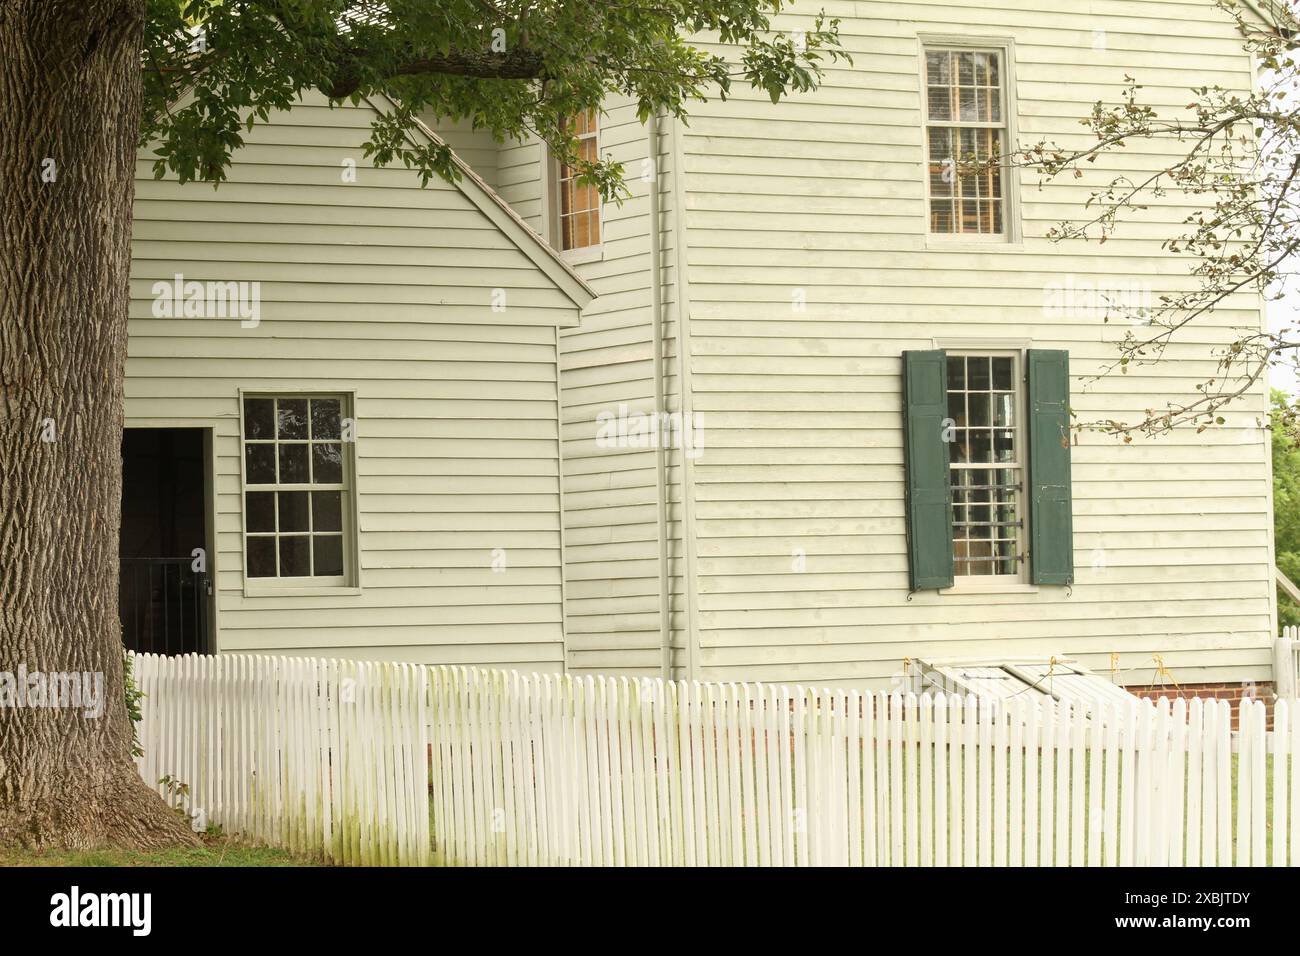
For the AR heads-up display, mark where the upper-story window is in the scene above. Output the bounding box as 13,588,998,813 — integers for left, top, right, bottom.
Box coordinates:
924,48,1007,237
554,109,601,254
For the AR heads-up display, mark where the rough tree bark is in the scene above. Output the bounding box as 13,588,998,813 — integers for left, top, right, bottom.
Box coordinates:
0,0,197,848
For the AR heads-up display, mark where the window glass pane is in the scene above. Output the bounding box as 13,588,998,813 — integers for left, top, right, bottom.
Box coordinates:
312,443,343,484
247,537,277,578
968,357,991,390
930,200,954,233
995,392,1015,427
278,491,309,532
994,429,1015,462
929,126,951,161
246,491,275,533
959,86,977,122
967,429,993,462
314,536,344,577
279,536,311,577
929,166,953,198
926,50,950,85
277,399,309,440
245,444,275,484
967,392,991,427
992,357,1013,390
311,399,341,440
946,356,966,389
243,399,274,440
279,443,310,483
312,491,342,532
957,51,975,85
947,391,964,422
927,86,951,122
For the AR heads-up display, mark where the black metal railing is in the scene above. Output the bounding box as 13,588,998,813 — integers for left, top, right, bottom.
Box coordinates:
119,557,210,656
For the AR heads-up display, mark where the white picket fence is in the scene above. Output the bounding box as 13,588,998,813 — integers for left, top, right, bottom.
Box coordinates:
131,652,431,865
134,653,1300,866
1278,627,1300,700
429,669,1296,866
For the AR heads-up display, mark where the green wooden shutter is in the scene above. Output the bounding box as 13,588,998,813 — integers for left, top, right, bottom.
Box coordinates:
902,350,954,590
1027,349,1074,585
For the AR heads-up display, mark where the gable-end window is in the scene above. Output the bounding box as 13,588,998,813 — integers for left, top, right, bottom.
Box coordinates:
947,353,1023,579
554,109,601,254
902,349,1073,591
924,47,1007,236
242,395,352,584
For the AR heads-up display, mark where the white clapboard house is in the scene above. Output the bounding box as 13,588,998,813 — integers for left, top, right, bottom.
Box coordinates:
123,0,1277,699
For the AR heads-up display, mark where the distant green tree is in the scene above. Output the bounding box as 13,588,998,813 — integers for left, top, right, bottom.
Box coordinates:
1272,389,1300,627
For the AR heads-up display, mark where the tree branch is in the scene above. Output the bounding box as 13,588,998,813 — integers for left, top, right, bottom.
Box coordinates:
325,47,548,98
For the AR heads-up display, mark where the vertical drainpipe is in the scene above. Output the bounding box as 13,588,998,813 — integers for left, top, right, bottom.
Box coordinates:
648,110,672,680
669,110,699,682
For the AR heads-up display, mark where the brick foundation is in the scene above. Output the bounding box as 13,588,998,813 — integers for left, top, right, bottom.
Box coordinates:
1124,681,1275,731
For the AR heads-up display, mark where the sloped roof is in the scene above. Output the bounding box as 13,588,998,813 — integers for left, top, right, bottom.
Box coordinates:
366,94,596,312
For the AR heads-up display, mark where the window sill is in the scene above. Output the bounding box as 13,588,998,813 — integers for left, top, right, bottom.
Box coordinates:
939,582,1039,596
561,244,604,266
242,584,362,598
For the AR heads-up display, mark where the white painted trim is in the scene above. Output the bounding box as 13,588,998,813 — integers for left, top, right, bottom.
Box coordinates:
670,112,701,682
553,324,570,674
236,387,362,597
943,348,1029,586
371,95,596,314
648,109,673,681
915,33,1023,247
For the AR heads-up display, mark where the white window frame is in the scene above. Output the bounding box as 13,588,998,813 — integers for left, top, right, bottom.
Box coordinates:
545,111,604,265
942,349,1029,590
238,388,361,596
917,34,1022,247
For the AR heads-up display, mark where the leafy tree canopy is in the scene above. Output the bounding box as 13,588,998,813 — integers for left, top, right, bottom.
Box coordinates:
143,0,848,199
1272,388,1300,624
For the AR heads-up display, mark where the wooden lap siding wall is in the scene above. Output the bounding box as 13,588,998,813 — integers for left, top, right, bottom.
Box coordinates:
433,2,1275,692
127,93,591,669
670,1,1274,690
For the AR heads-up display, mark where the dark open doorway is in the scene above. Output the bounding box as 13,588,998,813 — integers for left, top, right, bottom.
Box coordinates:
119,428,211,655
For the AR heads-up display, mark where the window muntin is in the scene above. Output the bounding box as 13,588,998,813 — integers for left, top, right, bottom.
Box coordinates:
946,354,1023,578
924,49,1006,236
556,110,600,252
242,395,348,582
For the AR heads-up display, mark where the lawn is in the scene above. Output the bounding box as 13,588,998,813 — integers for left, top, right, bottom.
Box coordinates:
0,834,326,867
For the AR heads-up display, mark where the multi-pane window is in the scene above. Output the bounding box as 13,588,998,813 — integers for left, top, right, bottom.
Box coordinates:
946,354,1022,577
924,48,1006,236
556,110,600,252
242,396,349,582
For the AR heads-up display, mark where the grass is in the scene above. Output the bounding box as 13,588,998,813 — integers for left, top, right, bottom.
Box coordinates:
0,833,327,867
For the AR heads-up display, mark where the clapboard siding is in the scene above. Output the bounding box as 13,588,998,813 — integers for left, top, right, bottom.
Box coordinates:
670,0,1272,687
554,98,668,676
127,93,576,670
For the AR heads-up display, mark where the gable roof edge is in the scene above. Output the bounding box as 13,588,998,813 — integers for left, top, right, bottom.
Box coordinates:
364,94,596,313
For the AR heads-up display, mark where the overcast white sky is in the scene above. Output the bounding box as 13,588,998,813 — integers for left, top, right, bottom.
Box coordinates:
1270,297,1299,398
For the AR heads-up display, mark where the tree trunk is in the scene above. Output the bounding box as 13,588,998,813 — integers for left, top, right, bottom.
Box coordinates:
0,0,197,848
